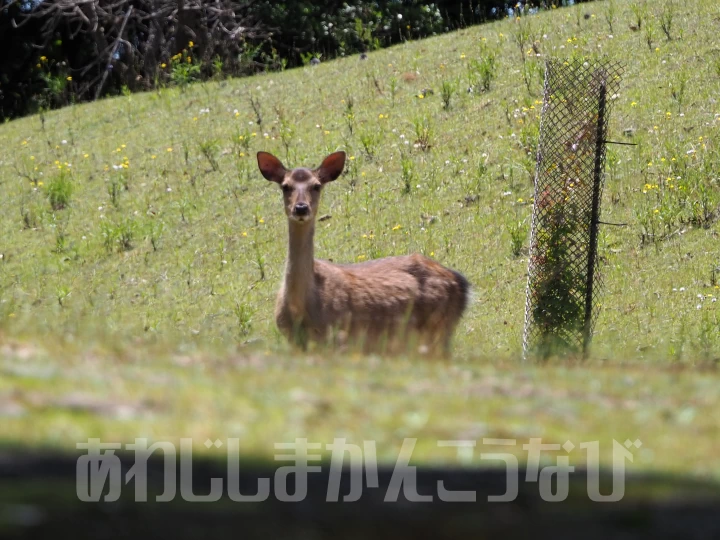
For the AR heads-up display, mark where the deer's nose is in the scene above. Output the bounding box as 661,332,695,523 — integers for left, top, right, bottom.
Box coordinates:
294,203,310,216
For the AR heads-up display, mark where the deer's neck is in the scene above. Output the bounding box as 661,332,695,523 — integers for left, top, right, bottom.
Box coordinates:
283,221,316,315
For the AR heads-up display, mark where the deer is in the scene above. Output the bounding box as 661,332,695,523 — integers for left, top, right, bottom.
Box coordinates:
256,150,470,358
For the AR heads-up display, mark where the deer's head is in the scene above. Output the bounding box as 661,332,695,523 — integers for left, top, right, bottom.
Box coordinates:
257,151,346,224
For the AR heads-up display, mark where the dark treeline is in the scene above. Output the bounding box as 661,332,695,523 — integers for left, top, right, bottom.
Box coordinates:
0,0,594,121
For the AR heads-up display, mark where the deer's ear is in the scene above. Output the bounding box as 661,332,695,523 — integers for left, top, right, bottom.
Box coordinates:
315,151,346,184
257,152,286,183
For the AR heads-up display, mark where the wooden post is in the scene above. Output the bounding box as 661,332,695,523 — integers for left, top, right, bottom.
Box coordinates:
583,72,608,357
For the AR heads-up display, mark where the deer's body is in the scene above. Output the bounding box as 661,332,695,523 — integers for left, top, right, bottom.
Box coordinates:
257,151,469,357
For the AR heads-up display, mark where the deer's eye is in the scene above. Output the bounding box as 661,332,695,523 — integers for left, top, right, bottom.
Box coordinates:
281,184,292,193
311,184,322,192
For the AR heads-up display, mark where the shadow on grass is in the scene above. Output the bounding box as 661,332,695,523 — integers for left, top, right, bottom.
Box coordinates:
1,445,719,540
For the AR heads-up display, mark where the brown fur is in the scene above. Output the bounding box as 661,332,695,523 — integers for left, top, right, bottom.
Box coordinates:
401,72,418,83
257,151,470,357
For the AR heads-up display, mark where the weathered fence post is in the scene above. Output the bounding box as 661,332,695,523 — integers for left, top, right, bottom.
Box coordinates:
522,58,624,362
583,74,608,357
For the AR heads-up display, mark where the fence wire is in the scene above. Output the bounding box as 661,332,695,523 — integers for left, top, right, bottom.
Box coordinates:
522,58,624,360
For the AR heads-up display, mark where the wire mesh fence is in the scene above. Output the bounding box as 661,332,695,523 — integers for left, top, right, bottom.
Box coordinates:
522,58,624,361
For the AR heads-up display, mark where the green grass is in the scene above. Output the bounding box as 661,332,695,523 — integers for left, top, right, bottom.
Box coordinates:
1,0,719,480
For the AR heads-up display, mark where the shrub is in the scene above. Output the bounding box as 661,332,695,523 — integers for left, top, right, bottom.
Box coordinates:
101,218,137,253
46,169,73,211
440,79,457,110
468,50,497,93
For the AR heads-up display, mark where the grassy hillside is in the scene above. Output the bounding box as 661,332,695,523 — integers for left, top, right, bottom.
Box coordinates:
1,0,719,481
